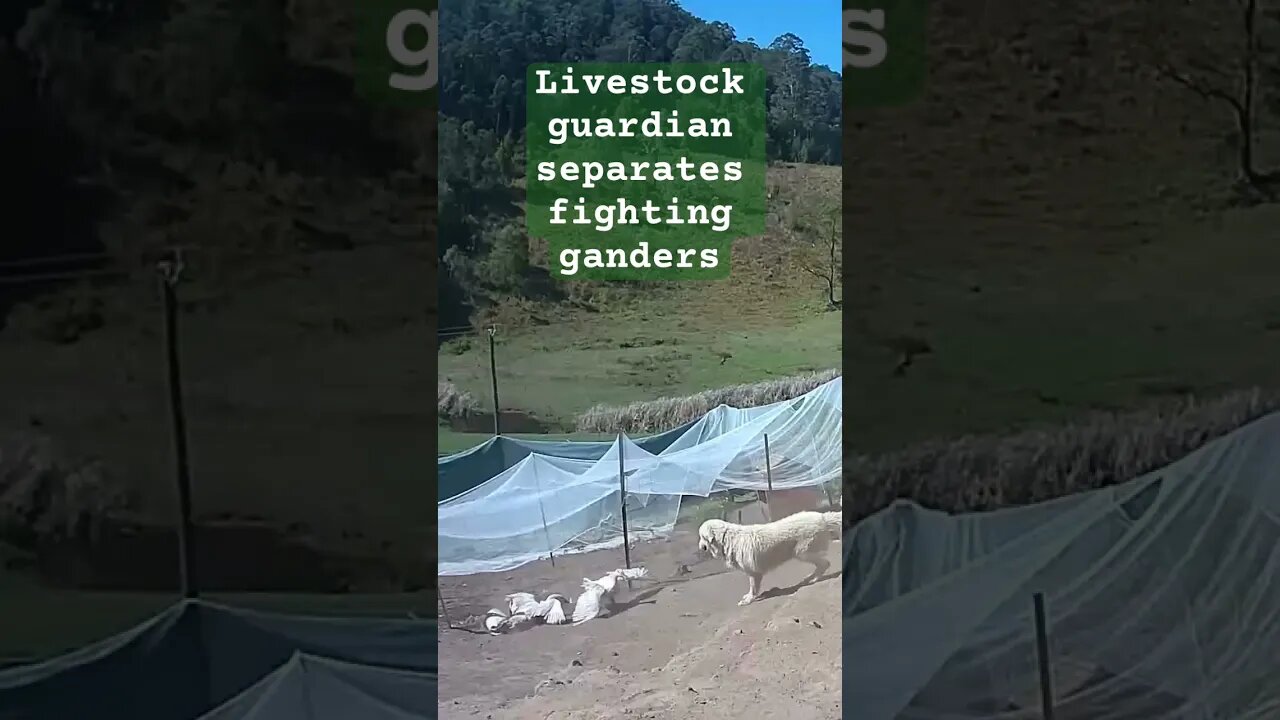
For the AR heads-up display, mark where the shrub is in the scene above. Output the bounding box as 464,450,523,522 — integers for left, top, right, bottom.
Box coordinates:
438,381,482,422
0,432,133,546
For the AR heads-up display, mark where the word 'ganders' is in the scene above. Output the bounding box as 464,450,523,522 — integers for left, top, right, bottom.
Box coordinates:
559,242,720,277
534,66,745,96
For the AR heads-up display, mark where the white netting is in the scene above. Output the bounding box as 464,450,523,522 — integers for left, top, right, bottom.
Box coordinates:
844,409,1280,719
438,376,841,575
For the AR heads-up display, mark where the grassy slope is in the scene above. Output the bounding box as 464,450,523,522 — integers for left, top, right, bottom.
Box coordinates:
439,163,843,442
844,1,1280,453
848,209,1280,452
0,245,435,547
437,430,617,455
440,311,840,427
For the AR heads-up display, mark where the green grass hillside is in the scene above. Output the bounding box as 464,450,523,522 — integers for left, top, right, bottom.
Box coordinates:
438,163,843,448
440,310,841,429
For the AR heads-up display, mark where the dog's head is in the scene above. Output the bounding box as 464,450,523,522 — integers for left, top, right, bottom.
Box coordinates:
698,519,729,559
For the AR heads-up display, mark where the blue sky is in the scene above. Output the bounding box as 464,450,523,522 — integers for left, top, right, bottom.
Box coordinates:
676,0,841,72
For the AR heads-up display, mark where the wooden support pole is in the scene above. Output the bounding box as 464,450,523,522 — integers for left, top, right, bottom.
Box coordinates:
1033,592,1056,720
158,249,199,599
763,433,774,520
487,326,500,436
618,434,631,570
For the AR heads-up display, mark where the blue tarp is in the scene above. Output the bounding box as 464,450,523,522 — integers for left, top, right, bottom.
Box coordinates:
437,420,697,501
0,599,437,720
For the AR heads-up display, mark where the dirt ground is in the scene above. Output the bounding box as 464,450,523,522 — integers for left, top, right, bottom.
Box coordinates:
437,502,842,719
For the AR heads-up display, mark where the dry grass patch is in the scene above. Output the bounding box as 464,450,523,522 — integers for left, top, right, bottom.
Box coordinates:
845,388,1280,526
575,368,840,433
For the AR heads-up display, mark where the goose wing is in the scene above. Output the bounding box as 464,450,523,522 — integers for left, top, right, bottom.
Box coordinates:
593,573,618,595
541,595,568,625
505,592,538,616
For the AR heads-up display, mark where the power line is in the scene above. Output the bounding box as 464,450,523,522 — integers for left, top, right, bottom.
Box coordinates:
0,238,436,286
437,329,475,339
0,267,131,286
0,231,431,272
0,251,115,270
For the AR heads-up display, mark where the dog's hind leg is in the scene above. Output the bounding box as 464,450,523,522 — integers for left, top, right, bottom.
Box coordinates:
800,552,830,584
738,573,762,606
794,533,832,584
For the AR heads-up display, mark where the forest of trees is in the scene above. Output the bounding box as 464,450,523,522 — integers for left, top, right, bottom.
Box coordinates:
2,0,435,326
438,0,842,326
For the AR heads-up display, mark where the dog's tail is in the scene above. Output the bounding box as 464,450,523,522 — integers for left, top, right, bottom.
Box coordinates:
820,511,843,533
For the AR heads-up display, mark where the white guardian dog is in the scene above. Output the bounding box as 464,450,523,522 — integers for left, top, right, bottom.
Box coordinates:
698,510,841,606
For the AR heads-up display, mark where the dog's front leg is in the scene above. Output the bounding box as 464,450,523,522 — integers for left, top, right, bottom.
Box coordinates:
739,573,761,606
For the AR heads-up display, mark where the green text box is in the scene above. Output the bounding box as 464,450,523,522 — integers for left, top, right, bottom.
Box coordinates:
354,0,438,107
527,63,766,281
844,0,927,107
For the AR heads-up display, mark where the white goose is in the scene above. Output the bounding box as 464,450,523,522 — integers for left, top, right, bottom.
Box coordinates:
506,592,570,625
484,591,570,634
571,567,649,625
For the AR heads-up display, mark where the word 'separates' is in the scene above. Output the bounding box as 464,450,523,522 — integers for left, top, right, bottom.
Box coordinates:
534,66,745,96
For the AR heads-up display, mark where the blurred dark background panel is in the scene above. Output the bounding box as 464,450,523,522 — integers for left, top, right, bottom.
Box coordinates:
0,0,437,695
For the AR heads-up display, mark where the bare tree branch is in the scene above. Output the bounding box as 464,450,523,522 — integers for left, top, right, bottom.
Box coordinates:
1146,0,1279,195
799,264,826,281
1184,55,1237,84
1154,64,1245,114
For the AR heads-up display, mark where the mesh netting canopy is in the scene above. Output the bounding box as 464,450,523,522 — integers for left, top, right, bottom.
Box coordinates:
0,599,436,720
437,421,696,501
438,377,842,575
844,410,1280,719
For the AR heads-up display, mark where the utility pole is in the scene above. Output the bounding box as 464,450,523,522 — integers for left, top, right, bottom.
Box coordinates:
158,248,199,598
488,326,500,436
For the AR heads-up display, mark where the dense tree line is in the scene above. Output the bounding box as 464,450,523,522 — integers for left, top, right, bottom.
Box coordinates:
439,0,841,325
3,0,434,326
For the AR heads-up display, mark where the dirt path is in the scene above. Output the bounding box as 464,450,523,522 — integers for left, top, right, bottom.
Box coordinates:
437,505,841,719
